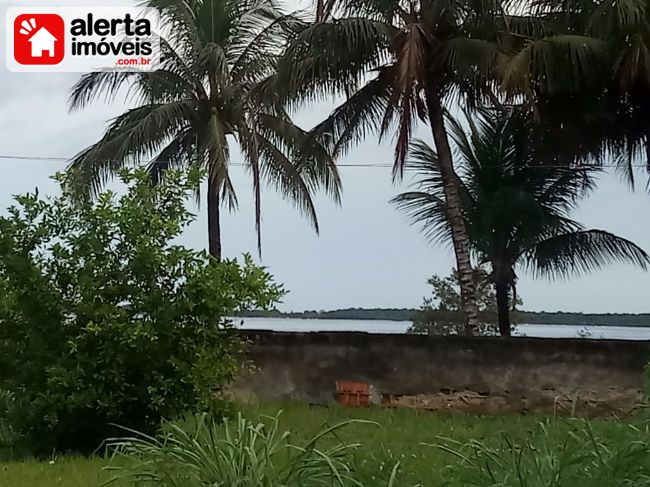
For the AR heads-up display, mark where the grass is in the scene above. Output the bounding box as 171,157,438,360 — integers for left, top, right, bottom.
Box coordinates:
0,402,648,486
0,456,110,486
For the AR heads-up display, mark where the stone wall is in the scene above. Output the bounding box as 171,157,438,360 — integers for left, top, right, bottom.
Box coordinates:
232,331,650,416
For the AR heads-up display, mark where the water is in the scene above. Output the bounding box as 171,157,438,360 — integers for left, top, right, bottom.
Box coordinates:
235,316,650,340
235,317,409,334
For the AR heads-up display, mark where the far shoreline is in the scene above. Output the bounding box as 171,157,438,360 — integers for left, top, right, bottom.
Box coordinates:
237,309,650,327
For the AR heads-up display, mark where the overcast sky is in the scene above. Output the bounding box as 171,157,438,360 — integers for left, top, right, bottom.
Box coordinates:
1,0,649,313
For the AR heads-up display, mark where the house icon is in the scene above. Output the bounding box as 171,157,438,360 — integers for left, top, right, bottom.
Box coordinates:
28,27,58,57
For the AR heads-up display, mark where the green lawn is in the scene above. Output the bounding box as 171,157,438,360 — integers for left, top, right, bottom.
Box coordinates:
0,402,646,486
0,456,110,487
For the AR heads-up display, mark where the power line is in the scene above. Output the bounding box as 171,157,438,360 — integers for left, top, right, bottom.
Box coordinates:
0,153,647,169
0,154,393,167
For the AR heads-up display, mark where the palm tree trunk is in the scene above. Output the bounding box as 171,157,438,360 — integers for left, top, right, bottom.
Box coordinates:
425,88,479,335
207,177,222,261
495,279,511,337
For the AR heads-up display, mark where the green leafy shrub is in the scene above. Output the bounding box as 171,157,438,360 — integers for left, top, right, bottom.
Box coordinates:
436,420,650,486
105,412,377,486
409,269,521,336
0,389,19,458
0,168,283,454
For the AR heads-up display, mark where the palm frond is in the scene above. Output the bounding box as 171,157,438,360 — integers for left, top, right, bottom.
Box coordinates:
204,113,233,209
402,139,447,198
231,12,307,83
143,0,201,55
312,70,392,159
391,22,430,176
258,113,342,204
613,34,650,89
446,112,482,172
440,37,501,82
69,71,140,111
276,17,392,106
391,139,454,247
526,229,650,279
239,120,264,256
69,101,196,194
256,134,320,233
500,35,608,97
537,165,600,213
147,127,197,185
391,191,453,247
588,0,647,37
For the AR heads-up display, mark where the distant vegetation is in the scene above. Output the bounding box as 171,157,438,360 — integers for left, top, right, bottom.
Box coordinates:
239,309,650,327
239,308,416,322
408,269,510,336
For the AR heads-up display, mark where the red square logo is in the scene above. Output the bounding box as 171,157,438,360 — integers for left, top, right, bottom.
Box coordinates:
14,14,65,65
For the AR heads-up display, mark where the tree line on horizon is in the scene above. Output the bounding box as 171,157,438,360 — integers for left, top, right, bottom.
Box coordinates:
66,0,650,337
238,308,650,328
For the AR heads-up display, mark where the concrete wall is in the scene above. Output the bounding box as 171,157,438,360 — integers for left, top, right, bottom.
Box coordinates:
233,331,650,416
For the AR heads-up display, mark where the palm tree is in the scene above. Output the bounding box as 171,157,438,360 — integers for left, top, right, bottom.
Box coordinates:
68,0,340,260
500,0,650,185
393,111,650,336
274,0,511,334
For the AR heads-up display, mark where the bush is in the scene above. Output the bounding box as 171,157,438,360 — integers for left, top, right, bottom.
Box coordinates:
105,412,397,487
0,168,283,454
409,268,521,336
0,389,19,458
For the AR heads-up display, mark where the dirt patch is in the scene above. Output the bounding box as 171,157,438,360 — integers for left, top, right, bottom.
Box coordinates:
384,388,643,417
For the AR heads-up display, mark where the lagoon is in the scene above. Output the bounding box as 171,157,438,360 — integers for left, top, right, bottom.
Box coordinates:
236,316,650,340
